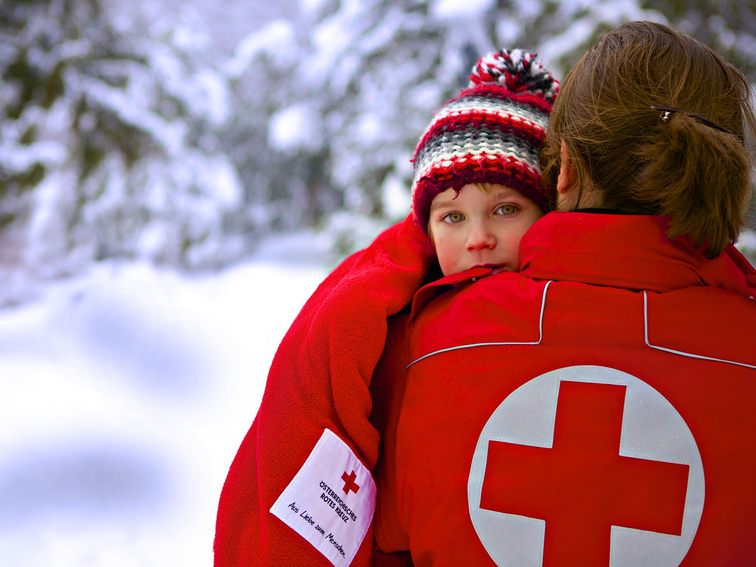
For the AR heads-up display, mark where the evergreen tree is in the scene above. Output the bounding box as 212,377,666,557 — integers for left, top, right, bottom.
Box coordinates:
261,0,753,234
0,0,239,298
1,0,753,299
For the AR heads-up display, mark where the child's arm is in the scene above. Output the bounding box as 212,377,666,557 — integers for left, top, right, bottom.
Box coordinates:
214,215,433,566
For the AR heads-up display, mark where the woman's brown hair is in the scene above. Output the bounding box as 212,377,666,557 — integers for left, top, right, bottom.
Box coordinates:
542,20,756,257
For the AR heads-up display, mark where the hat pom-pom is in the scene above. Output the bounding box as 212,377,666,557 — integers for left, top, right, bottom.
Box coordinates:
469,49,559,104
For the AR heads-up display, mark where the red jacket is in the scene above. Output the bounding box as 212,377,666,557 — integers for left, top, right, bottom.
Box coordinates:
374,212,756,566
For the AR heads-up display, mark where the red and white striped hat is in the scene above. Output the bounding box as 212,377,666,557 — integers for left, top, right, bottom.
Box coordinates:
411,49,559,229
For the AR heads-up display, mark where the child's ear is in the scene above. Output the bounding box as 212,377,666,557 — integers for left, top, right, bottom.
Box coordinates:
556,140,576,197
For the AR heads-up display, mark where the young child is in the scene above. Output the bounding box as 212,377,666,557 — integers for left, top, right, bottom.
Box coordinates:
215,49,558,567
372,49,558,563
410,49,558,277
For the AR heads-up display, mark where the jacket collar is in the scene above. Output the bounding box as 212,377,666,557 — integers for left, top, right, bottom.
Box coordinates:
519,212,756,296
410,212,755,320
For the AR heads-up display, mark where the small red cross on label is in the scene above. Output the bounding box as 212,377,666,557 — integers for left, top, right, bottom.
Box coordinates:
341,470,360,495
480,381,690,566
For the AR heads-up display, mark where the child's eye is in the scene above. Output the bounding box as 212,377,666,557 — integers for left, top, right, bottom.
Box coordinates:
495,204,519,216
443,212,465,224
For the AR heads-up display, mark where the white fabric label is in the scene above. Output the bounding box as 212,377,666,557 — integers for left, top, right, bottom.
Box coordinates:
270,428,376,566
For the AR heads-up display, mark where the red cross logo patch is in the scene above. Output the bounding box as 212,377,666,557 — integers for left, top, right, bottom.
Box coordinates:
467,366,704,566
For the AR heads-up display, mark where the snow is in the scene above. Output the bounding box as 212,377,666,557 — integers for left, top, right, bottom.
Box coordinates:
224,20,296,79
0,233,332,566
381,172,412,219
79,76,186,156
269,102,324,153
738,229,756,257
432,0,494,19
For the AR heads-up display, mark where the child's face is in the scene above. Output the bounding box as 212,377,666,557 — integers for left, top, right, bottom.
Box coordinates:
428,183,543,276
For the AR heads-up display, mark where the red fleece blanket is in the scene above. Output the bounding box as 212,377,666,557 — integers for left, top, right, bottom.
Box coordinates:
214,215,434,566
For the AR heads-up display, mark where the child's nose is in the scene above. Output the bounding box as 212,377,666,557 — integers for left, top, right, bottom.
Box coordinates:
466,224,496,251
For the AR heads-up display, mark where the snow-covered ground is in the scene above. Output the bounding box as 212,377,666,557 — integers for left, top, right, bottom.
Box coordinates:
0,232,334,566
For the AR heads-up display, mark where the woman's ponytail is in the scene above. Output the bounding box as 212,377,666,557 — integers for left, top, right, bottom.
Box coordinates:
634,111,750,257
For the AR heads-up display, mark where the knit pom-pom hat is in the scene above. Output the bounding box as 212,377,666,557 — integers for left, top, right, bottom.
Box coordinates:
411,49,559,229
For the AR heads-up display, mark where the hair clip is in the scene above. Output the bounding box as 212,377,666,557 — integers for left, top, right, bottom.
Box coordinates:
651,105,675,122
650,105,733,135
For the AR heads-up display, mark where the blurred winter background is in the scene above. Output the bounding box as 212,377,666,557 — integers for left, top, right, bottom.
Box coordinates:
1,0,754,565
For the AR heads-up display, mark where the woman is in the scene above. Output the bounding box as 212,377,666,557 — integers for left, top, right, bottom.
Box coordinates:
374,21,756,565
